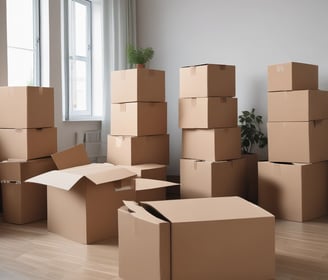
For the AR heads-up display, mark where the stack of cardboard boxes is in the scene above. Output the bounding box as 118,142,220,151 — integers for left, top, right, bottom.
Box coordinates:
0,86,57,224
179,64,247,198
259,62,328,222
107,68,170,199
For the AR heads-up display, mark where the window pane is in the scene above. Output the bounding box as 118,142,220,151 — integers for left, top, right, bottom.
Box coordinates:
74,1,87,57
7,0,34,49
70,59,88,111
8,48,34,86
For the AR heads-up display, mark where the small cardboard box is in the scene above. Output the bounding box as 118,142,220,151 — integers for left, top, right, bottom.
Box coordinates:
180,158,247,198
107,134,169,165
118,197,275,280
258,161,328,222
180,64,235,98
111,102,167,136
179,97,237,128
267,62,318,92
268,90,328,122
0,127,57,161
0,157,56,224
182,128,241,161
268,120,328,163
0,86,54,128
111,69,165,103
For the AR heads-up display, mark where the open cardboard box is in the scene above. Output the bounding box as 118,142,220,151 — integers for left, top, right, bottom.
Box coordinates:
26,144,176,244
119,197,275,280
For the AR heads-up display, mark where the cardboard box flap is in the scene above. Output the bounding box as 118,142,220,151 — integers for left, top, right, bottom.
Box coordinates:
118,163,166,173
51,144,90,170
135,178,177,191
123,200,167,224
142,197,274,223
181,63,232,68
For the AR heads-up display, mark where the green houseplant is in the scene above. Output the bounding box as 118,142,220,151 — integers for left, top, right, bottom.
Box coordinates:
239,108,267,154
127,45,154,68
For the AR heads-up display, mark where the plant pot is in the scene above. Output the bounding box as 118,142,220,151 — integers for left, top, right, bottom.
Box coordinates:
136,64,145,69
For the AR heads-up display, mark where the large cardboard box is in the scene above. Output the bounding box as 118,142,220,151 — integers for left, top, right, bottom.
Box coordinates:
267,62,318,92
0,157,56,224
107,134,169,165
180,64,235,98
0,86,54,128
180,158,247,198
182,128,241,161
268,120,328,163
258,161,328,222
0,127,57,161
118,198,275,280
179,97,237,128
268,90,328,122
111,69,165,103
111,102,167,136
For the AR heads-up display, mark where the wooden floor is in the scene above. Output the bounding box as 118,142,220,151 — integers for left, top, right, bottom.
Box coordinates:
1,216,328,280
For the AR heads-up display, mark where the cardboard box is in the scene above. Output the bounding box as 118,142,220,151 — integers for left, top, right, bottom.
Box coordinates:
180,158,247,198
117,164,167,180
0,127,57,161
111,69,165,103
268,90,328,122
0,86,54,128
107,134,169,165
267,62,318,92
182,128,241,161
180,64,235,98
258,161,328,222
111,102,167,136
268,120,328,163
118,197,275,280
0,157,56,224
179,97,237,128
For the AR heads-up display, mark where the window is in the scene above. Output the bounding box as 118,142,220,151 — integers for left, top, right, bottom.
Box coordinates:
64,0,93,119
6,0,40,86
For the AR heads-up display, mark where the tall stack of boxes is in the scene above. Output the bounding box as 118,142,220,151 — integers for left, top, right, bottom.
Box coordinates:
0,86,57,224
259,62,328,222
107,68,169,183
179,64,247,198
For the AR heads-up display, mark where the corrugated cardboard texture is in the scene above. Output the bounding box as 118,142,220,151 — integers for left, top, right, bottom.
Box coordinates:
0,86,54,128
111,102,167,136
111,69,165,103
267,62,318,92
268,120,328,163
180,158,247,198
268,90,328,121
107,134,169,165
0,128,57,161
182,128,241,161
258,161,328,222
179,97,237,128
180,64,235,98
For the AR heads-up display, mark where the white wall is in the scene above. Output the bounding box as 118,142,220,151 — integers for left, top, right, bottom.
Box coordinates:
136,0,328,175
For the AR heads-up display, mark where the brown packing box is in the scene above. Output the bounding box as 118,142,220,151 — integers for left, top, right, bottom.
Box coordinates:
119,198,275,280
111,102,167,136
268,120,328,163
180,158,247,198
258,161,328,222
111,69,165,103
0,157,56,224
180,64,235,98
182,128,241,161
0,127,57,161
107,134,169,165
27,145,175,244
0,86,54,128
268,90,328,122
267,62,318,92
179,97,237,128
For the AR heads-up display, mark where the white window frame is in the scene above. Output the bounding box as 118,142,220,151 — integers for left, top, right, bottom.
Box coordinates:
63,0,93,120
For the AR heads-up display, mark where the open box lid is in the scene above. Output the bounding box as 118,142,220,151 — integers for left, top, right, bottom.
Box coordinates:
134,178,177,191
26,163,136,191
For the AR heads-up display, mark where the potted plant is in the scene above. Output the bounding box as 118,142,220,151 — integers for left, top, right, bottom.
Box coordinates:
239,108,267,204
127,44,154,69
